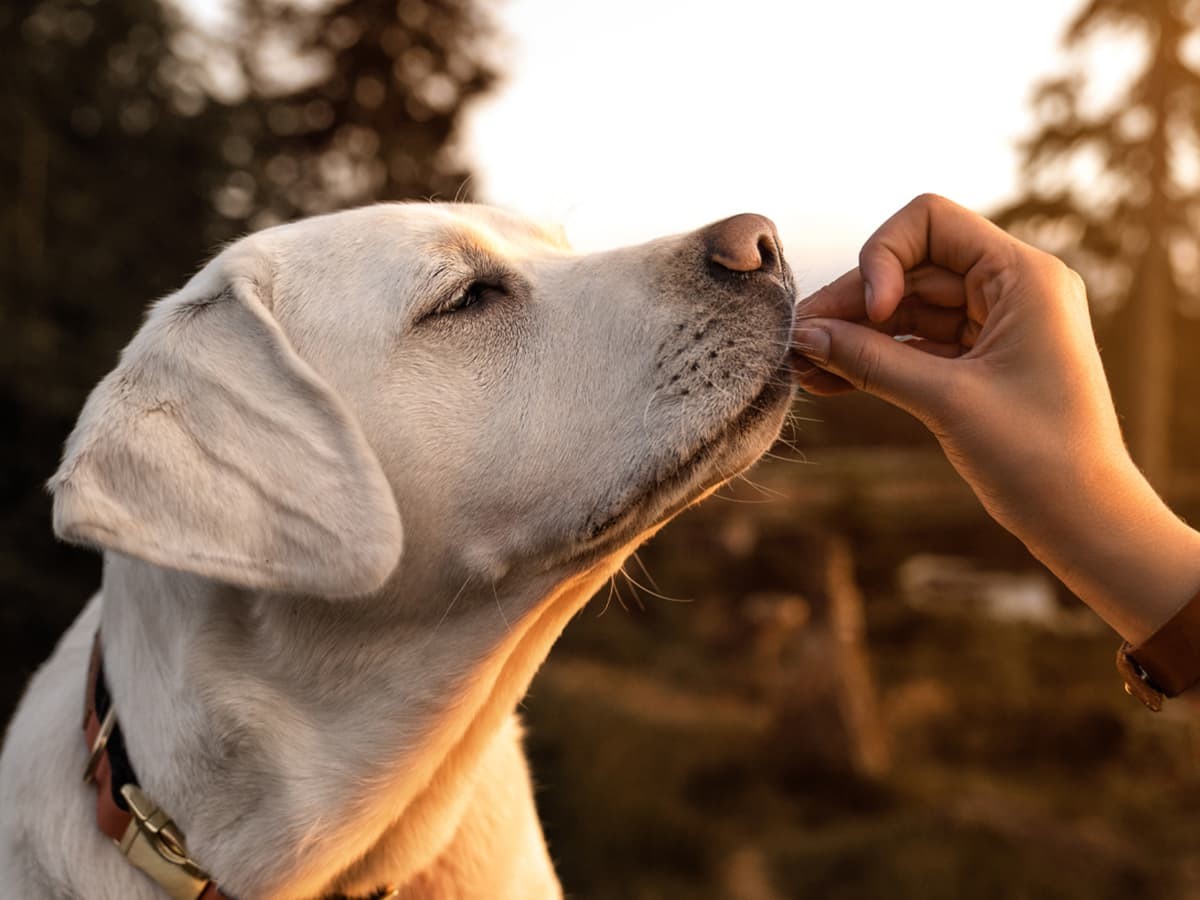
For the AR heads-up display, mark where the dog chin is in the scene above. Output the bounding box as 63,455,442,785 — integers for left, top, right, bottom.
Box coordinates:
567,362,794,566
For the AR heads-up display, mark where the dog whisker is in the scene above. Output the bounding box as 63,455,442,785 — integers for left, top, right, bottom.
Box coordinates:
618,570,647,611
619,563,692,605
490,579,513,634
631,551,664,595
596,577,617,617
425,574,474,647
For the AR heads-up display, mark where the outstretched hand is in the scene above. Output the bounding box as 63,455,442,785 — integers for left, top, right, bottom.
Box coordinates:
791,194,1200,644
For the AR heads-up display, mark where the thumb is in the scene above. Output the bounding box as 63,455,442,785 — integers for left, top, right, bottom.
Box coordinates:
792,317,952,416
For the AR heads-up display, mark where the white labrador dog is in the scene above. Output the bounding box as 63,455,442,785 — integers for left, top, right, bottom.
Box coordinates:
0,203,795,899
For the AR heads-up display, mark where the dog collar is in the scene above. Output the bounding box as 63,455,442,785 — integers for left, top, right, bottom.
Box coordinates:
83,633,399,900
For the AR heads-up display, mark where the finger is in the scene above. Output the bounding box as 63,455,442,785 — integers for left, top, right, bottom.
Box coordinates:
793,339,961,392
794,268,868,323
859,194,1014,323
961,318,983,348
788,345,854,394
904,337,965,359
904,264,967,309
793,365,854,396
792,317,955,416
873,299,965,343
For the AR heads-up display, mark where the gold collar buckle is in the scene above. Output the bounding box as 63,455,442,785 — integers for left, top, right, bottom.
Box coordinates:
117,783,213,900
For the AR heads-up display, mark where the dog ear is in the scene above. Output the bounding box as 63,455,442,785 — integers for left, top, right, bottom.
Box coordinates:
47,251,403,597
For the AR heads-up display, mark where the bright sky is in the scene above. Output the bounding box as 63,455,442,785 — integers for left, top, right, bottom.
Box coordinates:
183,0,1122,290
465,0,1088,288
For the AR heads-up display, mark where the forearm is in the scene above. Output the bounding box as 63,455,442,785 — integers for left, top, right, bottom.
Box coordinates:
1018,458,1200,646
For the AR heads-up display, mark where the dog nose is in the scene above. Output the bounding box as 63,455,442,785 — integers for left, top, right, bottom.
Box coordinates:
704,213,783,278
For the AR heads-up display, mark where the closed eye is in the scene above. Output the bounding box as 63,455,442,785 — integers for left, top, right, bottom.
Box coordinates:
438,280,508,316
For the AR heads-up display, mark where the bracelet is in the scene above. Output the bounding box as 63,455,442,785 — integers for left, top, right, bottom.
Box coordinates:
1117,587,1200,711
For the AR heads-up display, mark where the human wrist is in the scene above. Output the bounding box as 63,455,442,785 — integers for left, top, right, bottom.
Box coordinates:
1028,457,1200,644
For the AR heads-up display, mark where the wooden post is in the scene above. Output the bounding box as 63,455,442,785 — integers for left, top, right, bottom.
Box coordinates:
825,533,891,778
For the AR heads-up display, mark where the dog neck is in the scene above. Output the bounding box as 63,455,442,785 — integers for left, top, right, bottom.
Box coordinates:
96,546,631,899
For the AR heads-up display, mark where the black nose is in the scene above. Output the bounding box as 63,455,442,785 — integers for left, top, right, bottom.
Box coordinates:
703,213,782,278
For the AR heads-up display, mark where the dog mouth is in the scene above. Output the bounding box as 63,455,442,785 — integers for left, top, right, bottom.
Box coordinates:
565,356,794,563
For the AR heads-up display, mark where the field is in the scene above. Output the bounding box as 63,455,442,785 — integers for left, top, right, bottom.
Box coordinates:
524,446,1200,899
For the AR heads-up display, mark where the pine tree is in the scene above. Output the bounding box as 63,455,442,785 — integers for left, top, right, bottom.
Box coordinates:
994,0,1200,490
226,0,498,226
0,0,498,722
0,0,241,718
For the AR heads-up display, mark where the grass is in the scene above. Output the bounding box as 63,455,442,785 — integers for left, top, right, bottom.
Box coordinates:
521,459,1200,899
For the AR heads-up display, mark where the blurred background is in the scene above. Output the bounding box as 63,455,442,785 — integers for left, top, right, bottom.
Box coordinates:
3,0,1200,897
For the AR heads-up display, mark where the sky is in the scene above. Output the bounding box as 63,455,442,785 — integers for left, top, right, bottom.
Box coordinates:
183,0,1133,291
463,0,1103,289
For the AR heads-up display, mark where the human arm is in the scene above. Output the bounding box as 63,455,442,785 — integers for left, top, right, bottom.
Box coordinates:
790,194,1200,648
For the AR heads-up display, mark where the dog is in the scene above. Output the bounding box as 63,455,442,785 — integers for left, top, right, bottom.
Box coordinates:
0,202,795,899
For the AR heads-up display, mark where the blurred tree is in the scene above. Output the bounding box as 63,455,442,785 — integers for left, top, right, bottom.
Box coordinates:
0,0,238,718
994,0,1200,491
0,0,497,723
0,0,233,420
225,0,497,227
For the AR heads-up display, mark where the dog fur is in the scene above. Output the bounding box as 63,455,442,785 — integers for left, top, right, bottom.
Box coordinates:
0,202,795,898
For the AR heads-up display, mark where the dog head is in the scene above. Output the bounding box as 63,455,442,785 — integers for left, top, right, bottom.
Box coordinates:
49,203,795,600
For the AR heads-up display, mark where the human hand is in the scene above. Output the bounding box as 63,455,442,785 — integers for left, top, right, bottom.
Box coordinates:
791,194,1200,643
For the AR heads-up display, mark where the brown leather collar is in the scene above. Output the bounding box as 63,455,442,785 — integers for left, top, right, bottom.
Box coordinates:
83,633,398,900
83,634,228,899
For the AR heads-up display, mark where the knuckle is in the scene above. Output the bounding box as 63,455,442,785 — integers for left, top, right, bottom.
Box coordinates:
857,247,881,280
912,192,949,213
1056,263,1091,315
1060,262,1087,296
1029,252,1088,301
1019,241,1075,285
969,244,1019,305
850,340,880,394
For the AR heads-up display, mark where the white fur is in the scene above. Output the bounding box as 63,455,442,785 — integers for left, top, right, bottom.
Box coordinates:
0,202,794,899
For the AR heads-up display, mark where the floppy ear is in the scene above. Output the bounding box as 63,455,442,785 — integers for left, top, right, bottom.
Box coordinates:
48,252,403,597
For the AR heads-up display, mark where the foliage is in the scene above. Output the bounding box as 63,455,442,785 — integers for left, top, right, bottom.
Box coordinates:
0,0,236,711
0,0,496,720
993,0,1200,484
224,0,497,226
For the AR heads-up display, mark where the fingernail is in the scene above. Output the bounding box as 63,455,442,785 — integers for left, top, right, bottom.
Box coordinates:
863,280,876,317
791,327,831,364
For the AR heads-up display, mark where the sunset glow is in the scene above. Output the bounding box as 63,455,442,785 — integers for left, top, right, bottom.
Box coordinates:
466,0,1097,286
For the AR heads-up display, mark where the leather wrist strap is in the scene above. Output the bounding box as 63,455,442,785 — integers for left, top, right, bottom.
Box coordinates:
1117,587,1200,711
